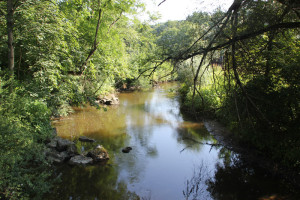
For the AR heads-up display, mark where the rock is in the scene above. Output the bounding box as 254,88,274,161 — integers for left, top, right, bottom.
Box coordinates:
107,97,119,105
79,136,96,143
68,155,93,166
59,151,71,161
46,149,66,164
67,143,78,156
122,147,132,153
46,138,58,149
56,137,75,152
98,94,119,105
87,145,109,163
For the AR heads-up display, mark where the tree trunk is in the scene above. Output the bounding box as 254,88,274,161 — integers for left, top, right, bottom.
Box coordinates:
79,7,102,74
7,0,14,77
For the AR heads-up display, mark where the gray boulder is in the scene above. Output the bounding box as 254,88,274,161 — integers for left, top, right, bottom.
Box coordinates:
46,138,58,149
68,155,93,166
56,137,75,152
67,143,78,156
59,151,71,161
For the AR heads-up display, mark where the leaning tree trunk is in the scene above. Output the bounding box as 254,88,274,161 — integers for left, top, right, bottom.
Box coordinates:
7,0,14,77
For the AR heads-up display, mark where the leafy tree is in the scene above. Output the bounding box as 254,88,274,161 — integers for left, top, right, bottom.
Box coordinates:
0,0,150,198
153,0,300,171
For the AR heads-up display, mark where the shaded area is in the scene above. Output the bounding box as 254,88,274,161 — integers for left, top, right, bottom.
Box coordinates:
207,153,299,200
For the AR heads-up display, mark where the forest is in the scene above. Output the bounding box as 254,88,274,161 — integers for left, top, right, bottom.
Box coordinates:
0,0,299,199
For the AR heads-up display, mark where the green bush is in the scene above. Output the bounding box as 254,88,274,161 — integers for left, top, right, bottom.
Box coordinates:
0,80,53,199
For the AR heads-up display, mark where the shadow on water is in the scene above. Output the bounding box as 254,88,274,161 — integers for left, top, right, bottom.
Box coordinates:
49,83,299,200
184,147,300,200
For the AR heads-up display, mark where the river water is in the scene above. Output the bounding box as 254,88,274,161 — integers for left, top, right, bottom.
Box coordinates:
50,83,296,200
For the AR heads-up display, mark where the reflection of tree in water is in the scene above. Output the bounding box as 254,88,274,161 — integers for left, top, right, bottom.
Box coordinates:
183,161,211,200
176,123,218,152
182,147,300,200
206,153,296,200
48,165,140,200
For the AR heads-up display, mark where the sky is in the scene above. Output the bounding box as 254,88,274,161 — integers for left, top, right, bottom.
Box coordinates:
140,0,234,23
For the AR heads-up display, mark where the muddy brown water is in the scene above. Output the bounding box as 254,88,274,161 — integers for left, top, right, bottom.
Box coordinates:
50,83,297,200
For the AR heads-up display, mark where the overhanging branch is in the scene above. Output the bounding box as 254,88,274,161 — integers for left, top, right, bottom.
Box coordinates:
178,22,300,61
158,0,166,6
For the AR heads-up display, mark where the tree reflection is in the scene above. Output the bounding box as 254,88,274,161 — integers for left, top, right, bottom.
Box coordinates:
176,123,218,153
48,165,140,200
183,148,299,200
206,152,294,200
183,161,211,200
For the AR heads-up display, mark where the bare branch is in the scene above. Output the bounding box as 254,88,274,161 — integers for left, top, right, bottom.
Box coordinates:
135,57,171,80
182,137,221,147
182,6,233,55
107,11,123,34
158,0,166,7
178,22,300,61
191,13,232,105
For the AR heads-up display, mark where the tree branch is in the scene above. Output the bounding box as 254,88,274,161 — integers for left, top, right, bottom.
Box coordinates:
79,5,103,74
135,57,171,80
179,22,300,61
158,0,166,6
107,11,123,34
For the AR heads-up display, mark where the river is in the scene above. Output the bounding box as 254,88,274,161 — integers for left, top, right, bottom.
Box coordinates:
50,83,296,200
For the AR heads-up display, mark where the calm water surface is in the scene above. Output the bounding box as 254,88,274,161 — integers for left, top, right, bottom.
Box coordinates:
50,83,296,200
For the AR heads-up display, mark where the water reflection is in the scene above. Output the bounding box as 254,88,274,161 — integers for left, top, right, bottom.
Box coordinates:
206,151,297,200
49,83,298,200
50,165,139,200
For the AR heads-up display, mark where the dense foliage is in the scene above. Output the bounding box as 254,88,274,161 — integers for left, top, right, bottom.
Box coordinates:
154,1,300,171
0,0,168,198
0,79,54,199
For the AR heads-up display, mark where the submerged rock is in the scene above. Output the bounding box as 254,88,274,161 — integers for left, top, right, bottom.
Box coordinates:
68,155,93,166
79,136,96,143
122,147,132,153
87,145,109,163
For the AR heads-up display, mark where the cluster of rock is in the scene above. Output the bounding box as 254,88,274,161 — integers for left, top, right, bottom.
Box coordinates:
95,94,119,105
45,136,109,166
